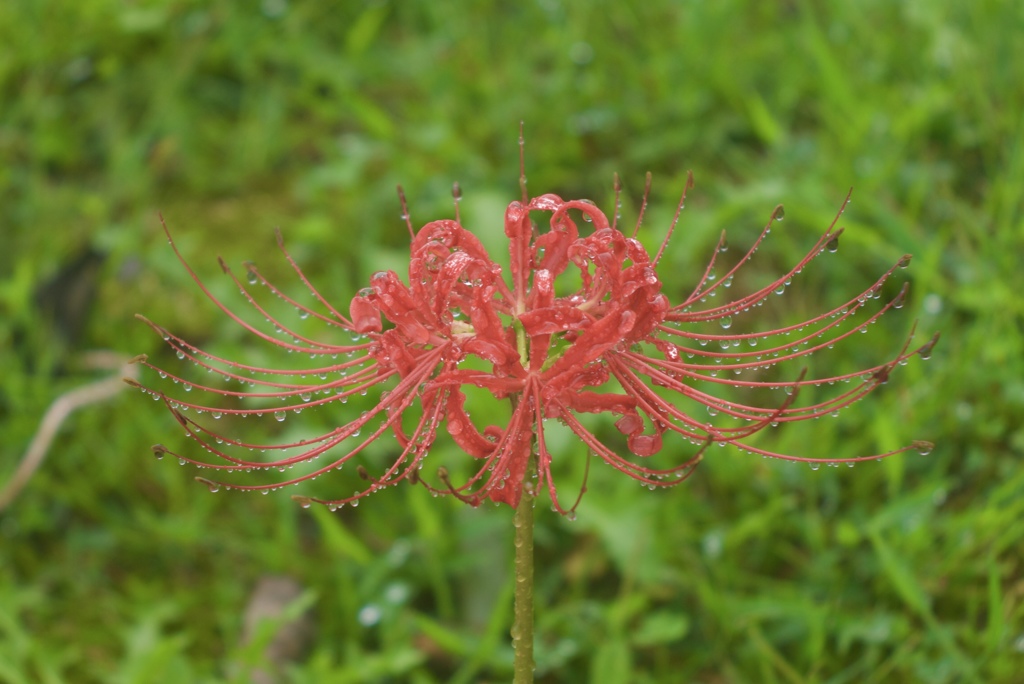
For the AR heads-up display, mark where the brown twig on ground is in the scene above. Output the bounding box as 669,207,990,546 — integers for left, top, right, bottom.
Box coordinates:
0,351,138,512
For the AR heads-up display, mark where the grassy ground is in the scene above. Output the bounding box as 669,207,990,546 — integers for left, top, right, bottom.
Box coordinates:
2,1,1022,682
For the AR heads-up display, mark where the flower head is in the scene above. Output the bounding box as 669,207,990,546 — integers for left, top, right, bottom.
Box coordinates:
131,161,937,516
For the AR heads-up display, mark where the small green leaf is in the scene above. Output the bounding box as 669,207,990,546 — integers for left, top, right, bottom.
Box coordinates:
632,610,690,647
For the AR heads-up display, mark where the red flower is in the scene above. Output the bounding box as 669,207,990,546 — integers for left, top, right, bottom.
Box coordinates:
131,172,937,516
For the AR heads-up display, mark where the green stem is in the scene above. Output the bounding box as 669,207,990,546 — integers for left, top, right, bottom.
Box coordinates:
511,463,536,684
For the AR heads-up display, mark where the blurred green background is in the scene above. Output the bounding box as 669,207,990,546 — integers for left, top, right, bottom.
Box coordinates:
2,1,1022,682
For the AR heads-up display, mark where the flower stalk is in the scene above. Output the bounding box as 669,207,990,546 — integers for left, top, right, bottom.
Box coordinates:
511,454,536,684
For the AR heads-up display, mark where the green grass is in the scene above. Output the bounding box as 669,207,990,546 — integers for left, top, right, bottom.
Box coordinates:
2,0,1023,681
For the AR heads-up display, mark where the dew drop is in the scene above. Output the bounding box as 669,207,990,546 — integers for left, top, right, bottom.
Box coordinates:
808,462,821,471
775,205,785,221
719,316,733,330
826,235,839,253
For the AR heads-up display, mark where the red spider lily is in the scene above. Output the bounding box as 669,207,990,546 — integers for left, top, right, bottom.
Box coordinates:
130,168,937,517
